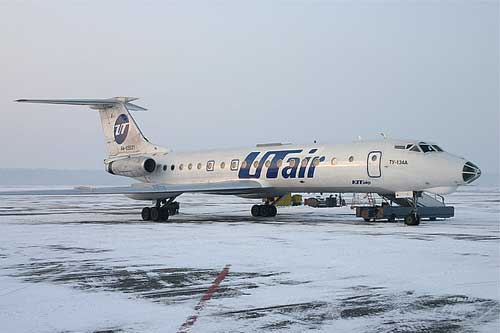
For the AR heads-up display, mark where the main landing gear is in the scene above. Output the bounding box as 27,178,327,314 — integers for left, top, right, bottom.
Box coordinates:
141,198,179,222
251,197,278,218
251,204,277,217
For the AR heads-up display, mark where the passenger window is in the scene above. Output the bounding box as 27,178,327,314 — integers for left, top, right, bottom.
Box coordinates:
331,157,337,165
301,159,308,167
265,160,271,168
163,165,167,171
220,161,225,169
371,155,378,161
171,164,175,171
197,163,202,170
313,158,320,167
348,156,354,162
241,161,248,169
230,159,239,171
206,160,215,171
179,164,184,171
253,160,259,168
277,159,283,168
188,163,193,170
288,159,296,167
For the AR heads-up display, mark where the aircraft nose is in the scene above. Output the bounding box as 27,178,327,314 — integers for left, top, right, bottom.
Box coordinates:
462,161,481,184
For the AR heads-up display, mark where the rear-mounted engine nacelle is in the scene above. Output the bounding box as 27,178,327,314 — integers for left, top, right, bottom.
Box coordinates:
106,157,156,177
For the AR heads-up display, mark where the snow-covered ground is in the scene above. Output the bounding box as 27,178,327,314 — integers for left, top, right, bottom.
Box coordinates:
0,187,499,332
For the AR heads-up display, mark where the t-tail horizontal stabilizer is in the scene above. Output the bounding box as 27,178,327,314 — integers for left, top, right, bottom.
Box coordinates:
15,97,147,111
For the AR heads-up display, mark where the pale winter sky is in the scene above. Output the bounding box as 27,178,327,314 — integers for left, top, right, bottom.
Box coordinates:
0,1,498,175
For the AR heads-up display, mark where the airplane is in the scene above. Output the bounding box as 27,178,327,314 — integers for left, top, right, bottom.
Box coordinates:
0,97,481,226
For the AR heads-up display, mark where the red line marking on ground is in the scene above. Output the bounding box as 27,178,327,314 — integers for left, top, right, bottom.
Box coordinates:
177,264,231,333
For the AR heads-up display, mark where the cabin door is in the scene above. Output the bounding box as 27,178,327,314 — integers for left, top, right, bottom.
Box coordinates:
367,151,382,178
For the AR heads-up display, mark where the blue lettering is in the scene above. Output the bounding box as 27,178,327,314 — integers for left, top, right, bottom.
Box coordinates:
282,157,300,178
239,150,302,179
238,149,324,179
298,157,311,178
307,156,326,178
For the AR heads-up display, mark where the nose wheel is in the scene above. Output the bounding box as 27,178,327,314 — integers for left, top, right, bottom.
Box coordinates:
404,213,421,226
404,191,421,226
141,199,179,222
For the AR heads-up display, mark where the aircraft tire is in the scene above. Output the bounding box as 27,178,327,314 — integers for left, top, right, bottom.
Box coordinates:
160,207,170,221
260,205,270,217
141,207,151,221
168,204,178,216
151,207,160,222
268,205,277,217
404,214,420,226
251,205,260,217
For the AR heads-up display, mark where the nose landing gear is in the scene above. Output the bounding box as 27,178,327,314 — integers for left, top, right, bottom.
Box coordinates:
141,198,179,222
404,191,421,226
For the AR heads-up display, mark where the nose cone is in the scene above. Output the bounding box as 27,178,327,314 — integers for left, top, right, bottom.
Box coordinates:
462,161,481,184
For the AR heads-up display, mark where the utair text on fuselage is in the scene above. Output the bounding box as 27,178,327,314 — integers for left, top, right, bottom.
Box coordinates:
238,149,326,179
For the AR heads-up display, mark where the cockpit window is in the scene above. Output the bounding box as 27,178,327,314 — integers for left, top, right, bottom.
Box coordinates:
410,145,421,152
397,142,444,153
419,143,435,153
432,145,443,152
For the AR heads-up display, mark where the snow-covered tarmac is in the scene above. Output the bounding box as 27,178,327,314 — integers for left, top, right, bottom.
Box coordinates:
0,187,499,332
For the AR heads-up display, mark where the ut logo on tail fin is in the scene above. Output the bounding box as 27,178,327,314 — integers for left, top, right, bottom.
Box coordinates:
114,114,130,144
14,97,169,158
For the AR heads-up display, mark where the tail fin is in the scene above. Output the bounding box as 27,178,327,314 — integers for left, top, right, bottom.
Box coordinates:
15,97,167,159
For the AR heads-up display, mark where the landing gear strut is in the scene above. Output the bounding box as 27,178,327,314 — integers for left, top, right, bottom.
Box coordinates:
141,198,179,222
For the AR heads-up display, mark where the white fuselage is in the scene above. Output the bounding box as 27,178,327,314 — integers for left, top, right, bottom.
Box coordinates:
125,139,476,199
9,98,484,224
13,98,481,207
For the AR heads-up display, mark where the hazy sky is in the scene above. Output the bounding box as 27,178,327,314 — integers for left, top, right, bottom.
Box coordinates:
0,1,498,175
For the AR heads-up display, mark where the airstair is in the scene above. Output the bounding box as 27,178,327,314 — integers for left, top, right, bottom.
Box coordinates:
355,192,454,223
350,193,377,208
381,192,446,208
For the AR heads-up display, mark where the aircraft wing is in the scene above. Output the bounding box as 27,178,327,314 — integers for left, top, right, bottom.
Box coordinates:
0,180,262,197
